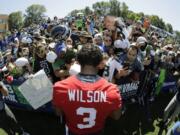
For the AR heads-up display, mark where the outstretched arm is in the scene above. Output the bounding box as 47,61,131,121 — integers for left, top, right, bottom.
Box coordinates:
0,82,9,96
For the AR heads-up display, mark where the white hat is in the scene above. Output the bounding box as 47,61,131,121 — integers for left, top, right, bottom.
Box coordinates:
21,37,32,44
46,51,57,63
69,63,81,75
15,57,29,67
114,39,129,49
48,42,56,49
136,36,147,45
41,39,46,45
14,37,19,42
168,51,175,56
94,33,103,40
2,66,8,72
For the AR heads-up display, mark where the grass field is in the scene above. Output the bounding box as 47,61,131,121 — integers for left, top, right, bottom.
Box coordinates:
0,92,176,135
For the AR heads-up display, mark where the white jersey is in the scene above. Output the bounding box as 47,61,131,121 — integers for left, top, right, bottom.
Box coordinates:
103,57,123,82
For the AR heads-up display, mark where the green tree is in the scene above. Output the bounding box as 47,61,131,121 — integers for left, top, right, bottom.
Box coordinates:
68,9,83,16
84,6,93,16
127,11,136,21
165,23,173,33
175,31,180,43
109,0,121,17
92,1,110,16
8,11,23,31
24,4,46,26
121,2,129,19
149,15,166,29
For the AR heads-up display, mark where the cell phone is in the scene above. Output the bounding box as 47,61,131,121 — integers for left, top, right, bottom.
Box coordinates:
123,62,130,69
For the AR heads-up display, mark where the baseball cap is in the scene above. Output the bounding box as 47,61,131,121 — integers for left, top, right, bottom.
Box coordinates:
55,42,67,55
114,39,129,49
94,33,103,40
46,51,57,63
15,57,29,67
177,51,180,55
79,31,92,38
21,37,32,44
48,42,56,49
136,36,147,45
69,63,81,75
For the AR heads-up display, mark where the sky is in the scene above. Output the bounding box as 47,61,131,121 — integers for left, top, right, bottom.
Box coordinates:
0,0,180,31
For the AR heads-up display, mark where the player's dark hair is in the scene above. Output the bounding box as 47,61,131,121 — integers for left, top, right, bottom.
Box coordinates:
77,44,103,67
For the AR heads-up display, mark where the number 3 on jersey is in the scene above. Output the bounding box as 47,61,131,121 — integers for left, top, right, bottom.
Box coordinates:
76,107,97,129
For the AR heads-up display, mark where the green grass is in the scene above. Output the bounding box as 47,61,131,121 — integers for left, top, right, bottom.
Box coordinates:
0,129,7,135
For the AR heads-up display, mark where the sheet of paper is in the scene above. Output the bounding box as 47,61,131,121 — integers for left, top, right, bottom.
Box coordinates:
18,70,53,109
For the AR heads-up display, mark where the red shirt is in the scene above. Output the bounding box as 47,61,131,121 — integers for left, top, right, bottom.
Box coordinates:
53,75,122,135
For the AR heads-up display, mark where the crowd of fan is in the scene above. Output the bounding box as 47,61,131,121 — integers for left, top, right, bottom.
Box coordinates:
0,13,180,134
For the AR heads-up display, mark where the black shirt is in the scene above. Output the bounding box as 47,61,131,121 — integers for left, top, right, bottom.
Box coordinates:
177,86,180,102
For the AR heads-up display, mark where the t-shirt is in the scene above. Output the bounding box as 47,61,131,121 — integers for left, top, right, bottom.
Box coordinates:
52,59,65,71
33,56,54,76
33,56,58,82
53,75,122,135
104,54,142,82
108,55,142,101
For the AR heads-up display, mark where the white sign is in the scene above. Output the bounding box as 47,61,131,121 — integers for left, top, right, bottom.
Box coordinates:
18,70,53,109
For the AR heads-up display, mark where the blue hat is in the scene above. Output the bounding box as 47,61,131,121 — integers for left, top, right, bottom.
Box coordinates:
55,42,66,55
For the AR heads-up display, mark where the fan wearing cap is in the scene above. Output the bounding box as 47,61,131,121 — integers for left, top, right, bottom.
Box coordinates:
135,36,151,67
77,31,93,51
33,31,46,45
17,40,31,59
161,50,175,72
94,33,106,52
4,49,17,64
52,42,69,80
113,27,130,56
10,37,19,58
